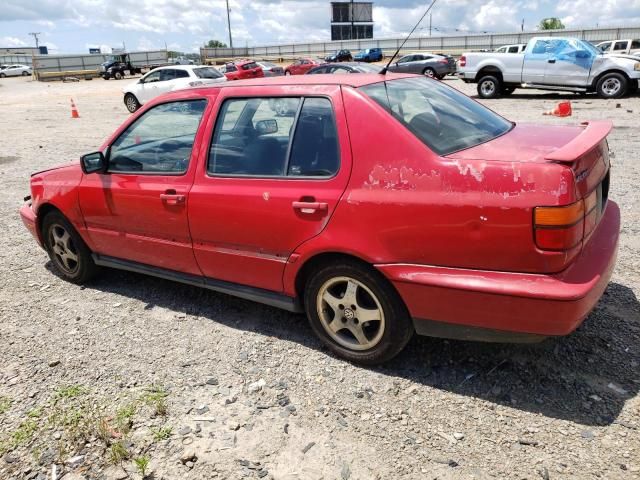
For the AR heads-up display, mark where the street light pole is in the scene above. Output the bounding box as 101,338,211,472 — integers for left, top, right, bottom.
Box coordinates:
226,0,233,48
29,32,41,49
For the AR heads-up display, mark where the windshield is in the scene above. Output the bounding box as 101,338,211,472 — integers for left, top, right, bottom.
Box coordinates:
360,77,513,155
193,67,223,79
578,39,601,56
353,63,382,73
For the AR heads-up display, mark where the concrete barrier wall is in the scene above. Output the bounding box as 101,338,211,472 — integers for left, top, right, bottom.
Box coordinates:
201,25,640,60
0,55,32,65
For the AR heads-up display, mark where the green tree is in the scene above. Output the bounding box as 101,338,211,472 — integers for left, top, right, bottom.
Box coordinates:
206,40,228,48
538,17,565,30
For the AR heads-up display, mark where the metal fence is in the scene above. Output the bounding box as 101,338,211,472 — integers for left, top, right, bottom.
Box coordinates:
201,25,640,60
32,50,169,75
0,55,32,65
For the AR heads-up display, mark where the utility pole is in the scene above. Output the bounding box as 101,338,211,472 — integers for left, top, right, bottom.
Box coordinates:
350,0,355,40
226,0,233,48
429,13,432,36
521,18,524,32
28,32,41,49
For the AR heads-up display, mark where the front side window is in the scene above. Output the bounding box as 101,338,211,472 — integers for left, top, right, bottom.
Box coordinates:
108,100,207,174
614,41,628,50
193,67,223,79
242,62,258,70
208,97,339,177
175,69,190,79
159,69,176,81
361,78,512,155
143,71,161,83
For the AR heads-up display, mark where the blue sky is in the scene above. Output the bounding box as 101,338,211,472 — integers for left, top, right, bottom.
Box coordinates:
1,0,639,54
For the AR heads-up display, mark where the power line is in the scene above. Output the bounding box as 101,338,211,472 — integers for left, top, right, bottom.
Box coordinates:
28,32,41,49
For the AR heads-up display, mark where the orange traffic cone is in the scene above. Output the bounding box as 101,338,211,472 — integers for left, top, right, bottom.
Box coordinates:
70,98,80,118
543,101,572,117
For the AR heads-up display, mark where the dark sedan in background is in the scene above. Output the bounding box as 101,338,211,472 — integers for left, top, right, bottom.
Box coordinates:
306,62,382,74
325,49,353,62
386,53,456,79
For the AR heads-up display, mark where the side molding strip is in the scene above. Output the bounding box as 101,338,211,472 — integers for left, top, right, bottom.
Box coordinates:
92,254,303,313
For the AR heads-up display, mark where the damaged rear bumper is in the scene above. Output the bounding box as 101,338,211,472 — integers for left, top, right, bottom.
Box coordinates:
376,201,620,342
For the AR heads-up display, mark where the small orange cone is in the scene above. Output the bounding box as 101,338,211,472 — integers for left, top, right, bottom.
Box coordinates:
543,101,572,117
70,98,80,118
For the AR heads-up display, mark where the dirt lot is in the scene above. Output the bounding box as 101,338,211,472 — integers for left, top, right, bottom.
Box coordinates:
0,74,638,480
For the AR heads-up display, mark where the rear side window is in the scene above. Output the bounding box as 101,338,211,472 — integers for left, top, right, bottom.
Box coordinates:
242,62,258,70
614,41,628,50
193,67,223,79
175,69,190,78
208,97,339,177
361,78,512,155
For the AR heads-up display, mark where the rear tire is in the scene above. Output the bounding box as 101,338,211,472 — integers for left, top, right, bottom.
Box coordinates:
477,75,502,99
22,71,29,76
124,93,141,113
304,260,414,365
423,67,436,78
596,72,628,98
285,71,291,76
114,71,123,80
42,211,98,284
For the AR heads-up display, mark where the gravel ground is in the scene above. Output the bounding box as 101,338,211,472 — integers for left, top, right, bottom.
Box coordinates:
0,74,638,480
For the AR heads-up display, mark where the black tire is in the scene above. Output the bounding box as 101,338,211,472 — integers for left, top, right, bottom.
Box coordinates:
477,74,502,99
22,71,30,76
423,67,436,78
304,260,414,365
0,73,5,78
124,93,141,113
114,71,123,80
596,72,628,99
42,211,98,284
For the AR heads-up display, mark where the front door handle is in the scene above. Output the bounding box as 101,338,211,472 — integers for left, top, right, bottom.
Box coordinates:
548,58,556,63
292,201,328,214
160,190,185,205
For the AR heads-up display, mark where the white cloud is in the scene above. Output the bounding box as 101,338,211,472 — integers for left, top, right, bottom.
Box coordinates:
0,36,28,47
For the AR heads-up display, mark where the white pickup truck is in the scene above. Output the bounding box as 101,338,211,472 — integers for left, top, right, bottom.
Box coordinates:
596,39,640,56
458,36,640,99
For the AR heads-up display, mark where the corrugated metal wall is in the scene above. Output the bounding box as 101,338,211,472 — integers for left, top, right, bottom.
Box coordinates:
201,25,640,60
0,55,32,65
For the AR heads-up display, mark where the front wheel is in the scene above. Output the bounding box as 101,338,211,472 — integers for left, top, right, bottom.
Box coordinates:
304,261,414,365
124,93,141,113
42,211,98,284
596,72,628,99
114,71,123,80
477,75,502,99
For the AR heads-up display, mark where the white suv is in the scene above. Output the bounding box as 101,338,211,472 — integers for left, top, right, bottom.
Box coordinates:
122,65,226,113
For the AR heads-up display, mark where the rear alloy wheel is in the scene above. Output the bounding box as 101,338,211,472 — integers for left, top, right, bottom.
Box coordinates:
114,71,123,80
596,72,627,99
423,67,436,78
477,75,502,99
124,93,141,113
305,261,413,365
22,70,30,76
43,211,98,284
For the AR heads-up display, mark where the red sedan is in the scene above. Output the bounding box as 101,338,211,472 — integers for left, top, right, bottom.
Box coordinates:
223,60,264,80
20,74,619,364
284,58,321,75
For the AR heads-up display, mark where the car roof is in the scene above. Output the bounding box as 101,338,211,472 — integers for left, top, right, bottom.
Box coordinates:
171,72,414,94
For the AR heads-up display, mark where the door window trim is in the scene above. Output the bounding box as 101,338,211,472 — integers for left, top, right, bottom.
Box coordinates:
206,95,341,181
105,98,208,176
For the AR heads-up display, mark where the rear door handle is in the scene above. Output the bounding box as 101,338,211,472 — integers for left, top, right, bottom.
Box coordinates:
160,190,185,205
292,201,328,214
548,58,556,63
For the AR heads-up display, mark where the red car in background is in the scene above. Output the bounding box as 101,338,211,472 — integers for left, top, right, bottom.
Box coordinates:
223,60,264,80
20,74,619,365
285,58,322,75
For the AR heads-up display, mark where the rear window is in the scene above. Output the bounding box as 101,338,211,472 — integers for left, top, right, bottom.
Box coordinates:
193,67,223,79
360,77,512,155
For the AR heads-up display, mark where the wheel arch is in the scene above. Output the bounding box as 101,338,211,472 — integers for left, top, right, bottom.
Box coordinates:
475,65,504,83
591,69,631,88
36,203,64,243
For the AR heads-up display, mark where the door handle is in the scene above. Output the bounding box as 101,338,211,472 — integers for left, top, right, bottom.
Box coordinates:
548,58,556,63
292,201,328,214
160,191,185,205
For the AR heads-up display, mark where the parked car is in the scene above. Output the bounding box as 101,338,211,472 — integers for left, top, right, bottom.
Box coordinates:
256,61,285,76
494,44,526,53
285,58,322,75
595,39,640,56
306,62,382,74
354,48,384,62
0,64,32,77
458,36,640,98
222,60,264,80
100,52,168,80
386,53,456,79
171,56,194,65
20,73,619,364
122,65,226,113
325,50,353,62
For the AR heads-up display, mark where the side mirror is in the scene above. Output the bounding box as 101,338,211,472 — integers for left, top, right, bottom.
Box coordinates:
255,119,278,135
80,151,106,174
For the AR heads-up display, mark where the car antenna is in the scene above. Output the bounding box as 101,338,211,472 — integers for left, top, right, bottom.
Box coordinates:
380,0,438,75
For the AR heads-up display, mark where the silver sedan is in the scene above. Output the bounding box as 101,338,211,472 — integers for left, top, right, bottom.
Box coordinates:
386,53,456,79
0,64,32,78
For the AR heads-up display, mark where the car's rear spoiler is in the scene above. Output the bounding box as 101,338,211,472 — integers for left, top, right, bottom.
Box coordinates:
545,121,613,162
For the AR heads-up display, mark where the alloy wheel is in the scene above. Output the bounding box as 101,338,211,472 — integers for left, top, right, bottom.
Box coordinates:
49,224,79,274
125,95,138,112
601,77,621,96
316,276,385,351
480,80,496,96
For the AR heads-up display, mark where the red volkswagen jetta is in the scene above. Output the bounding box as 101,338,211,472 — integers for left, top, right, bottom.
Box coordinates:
20,74,619,364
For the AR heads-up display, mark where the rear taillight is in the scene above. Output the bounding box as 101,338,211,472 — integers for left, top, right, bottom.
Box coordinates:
438,59,448,64
459,55,466,67
534,201,585,250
